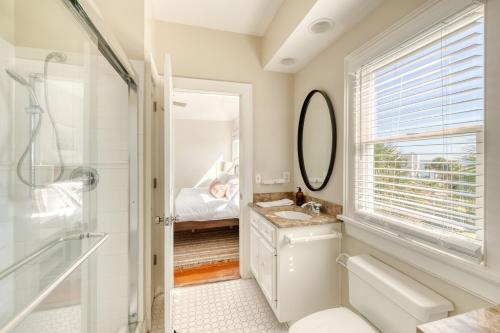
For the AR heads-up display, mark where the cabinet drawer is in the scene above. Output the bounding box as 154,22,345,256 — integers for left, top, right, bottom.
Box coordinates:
259,217,276,247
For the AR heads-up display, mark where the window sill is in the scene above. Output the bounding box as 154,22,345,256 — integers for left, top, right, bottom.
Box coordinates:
338,214,500,304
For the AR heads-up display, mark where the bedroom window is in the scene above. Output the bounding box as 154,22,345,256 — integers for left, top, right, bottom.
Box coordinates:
351,4,484,261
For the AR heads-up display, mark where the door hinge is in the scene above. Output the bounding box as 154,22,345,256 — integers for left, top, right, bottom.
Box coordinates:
153,177,157,189
153,101,157,112
153,254,157,266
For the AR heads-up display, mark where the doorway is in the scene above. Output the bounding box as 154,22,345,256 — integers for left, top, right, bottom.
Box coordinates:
150,73,253,332
172,89,241,287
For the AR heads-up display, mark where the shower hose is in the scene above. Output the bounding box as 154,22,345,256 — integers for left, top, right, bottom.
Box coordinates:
16,55,65,188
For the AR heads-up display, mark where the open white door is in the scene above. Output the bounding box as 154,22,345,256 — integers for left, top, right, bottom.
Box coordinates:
163,54,174,333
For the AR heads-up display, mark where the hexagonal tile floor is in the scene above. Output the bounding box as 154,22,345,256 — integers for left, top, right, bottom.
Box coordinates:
151,279,288,333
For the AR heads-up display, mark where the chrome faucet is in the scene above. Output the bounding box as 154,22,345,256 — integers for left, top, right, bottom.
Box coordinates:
301,201,322,214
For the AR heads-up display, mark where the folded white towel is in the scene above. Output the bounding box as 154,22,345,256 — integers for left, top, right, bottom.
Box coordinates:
256,199,294,208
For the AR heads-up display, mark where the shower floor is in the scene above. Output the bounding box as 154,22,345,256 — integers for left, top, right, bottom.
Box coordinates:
14,305,81,333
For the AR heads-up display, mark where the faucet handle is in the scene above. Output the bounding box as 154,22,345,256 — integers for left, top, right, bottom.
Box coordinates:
301,201,313,208
312,202,322,213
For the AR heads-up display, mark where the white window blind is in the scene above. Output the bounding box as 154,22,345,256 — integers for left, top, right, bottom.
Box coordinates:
353,5,484,261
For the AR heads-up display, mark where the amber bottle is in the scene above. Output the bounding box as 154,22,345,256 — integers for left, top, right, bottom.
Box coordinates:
295,187,305,206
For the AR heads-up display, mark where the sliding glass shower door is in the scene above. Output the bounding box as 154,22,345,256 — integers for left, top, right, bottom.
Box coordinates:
0,0,139,332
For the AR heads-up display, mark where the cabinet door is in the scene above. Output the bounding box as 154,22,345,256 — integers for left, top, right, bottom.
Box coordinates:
259,236,276,307
250,225,260,280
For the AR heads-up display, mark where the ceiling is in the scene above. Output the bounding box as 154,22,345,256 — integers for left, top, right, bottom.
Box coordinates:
265,0,382,73
151,0,284,36
173,91,239,121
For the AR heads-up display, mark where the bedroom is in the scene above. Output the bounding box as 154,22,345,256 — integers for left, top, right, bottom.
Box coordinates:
172,89,241,286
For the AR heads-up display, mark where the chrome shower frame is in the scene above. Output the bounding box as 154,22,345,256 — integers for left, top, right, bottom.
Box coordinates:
62,1,141,331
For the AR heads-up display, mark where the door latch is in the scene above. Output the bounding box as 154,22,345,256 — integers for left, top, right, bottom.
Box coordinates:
154,215,177,226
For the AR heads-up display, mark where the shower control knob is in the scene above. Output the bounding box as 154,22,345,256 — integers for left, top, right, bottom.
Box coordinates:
70,166,99,191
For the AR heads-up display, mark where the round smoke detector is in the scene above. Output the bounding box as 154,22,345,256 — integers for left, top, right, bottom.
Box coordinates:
280,57,296,66
309,18,335,34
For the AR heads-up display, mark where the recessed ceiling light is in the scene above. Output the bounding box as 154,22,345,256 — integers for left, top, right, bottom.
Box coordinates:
280,57,296,66
309,18,334,34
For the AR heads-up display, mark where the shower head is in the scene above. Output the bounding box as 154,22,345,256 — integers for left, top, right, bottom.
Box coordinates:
45,52,67,63
5,69,30,87
5,69,41,107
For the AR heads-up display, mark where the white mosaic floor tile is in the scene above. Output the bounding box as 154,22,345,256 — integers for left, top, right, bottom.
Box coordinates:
13,305,81,333
151,279,288,333
151,293,165,333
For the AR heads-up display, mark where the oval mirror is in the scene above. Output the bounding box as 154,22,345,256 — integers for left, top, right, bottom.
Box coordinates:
298,90,337,191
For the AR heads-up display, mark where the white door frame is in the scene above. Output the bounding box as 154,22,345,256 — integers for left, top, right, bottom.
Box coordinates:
163,55,175,333
172,76,254,278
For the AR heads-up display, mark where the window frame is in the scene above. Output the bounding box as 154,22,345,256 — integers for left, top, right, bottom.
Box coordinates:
342,0,500,304
353,8,486,260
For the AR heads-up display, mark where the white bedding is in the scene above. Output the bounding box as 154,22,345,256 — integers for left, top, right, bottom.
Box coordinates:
175,187,240,222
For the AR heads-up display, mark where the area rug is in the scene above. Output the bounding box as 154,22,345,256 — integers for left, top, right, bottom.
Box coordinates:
174,227,239,269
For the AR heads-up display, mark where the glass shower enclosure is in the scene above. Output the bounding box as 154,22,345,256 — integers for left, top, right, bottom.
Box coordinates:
0,0,139,332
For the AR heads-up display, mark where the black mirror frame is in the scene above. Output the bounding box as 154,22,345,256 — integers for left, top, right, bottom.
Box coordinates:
297,90,337,191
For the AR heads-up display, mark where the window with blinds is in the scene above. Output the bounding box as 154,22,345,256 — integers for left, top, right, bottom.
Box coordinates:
353,5,484,261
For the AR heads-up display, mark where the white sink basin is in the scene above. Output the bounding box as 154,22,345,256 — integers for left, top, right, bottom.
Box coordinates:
274,211,312,221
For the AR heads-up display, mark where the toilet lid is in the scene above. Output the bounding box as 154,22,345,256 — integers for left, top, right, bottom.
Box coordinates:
289,307,380,333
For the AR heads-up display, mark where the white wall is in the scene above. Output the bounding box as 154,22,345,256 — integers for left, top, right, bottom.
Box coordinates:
293,0,493,315
152,21,294,193
174,119,233,191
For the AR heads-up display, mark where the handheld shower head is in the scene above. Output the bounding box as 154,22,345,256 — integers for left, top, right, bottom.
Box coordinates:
5,68,41,107
5,69,30,86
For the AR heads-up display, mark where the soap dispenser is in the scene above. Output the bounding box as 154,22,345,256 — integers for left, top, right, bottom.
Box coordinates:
295,187,305,206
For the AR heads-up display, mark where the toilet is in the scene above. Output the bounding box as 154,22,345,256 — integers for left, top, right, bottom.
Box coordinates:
290,254,453,333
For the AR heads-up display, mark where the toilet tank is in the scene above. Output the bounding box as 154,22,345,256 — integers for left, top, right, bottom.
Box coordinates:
347,255,453,333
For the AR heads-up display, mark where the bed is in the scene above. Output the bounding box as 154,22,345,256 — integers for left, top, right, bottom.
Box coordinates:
174,187,240,232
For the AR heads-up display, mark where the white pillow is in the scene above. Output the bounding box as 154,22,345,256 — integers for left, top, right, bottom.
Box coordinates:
217,172,232,184
226,182,239,200
217,172,238,184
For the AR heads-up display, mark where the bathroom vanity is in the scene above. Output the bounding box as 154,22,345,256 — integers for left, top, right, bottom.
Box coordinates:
249,203,341,323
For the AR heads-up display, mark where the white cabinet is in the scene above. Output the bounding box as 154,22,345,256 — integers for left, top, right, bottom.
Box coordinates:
259,235,276,306
250,225,260,279
250,224,277,307
249,209,341,323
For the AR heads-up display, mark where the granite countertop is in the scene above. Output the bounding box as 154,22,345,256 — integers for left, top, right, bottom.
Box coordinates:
417,305,500,333
248,202,340,228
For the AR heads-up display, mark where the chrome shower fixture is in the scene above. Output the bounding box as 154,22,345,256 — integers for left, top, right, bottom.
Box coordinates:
4,69,41,108
5,68,29,86
45,51,67,63
5,50,69,188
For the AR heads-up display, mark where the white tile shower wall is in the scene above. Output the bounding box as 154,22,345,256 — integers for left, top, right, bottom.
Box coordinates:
5,52,89,326
9,51,89,264
90,55,131,333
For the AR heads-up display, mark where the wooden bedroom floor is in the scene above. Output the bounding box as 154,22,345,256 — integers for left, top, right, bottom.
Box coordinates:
174,260,240,287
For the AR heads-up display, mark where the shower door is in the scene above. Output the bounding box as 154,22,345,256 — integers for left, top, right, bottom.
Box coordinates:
0,0,139,332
